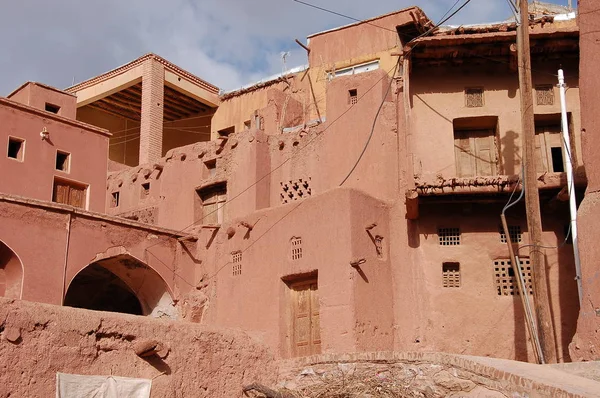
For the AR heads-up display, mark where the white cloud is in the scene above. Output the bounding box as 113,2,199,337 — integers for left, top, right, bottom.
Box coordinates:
0,0,571,94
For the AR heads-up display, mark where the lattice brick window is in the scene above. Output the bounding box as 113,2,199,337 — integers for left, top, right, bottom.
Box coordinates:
499,225,522,243
232,251,242,276
375,236,384,258
442,262,460,288
348,89,358,105
493,258,533,296
291,237,302,260
438,228,460,246
465,88,484,108
536,85,554,106
280,178,312,204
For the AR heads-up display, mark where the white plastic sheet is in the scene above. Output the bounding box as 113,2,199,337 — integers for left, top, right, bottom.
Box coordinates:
56,373,151,398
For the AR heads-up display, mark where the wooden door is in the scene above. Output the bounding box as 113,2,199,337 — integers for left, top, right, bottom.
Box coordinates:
290,279,321,357
53,180,86,209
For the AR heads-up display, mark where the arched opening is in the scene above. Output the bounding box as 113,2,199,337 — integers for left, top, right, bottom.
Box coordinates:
0,240,23,298
64,264,143,315
64,254,176,318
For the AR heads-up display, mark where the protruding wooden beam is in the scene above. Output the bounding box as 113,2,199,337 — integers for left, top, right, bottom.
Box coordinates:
405,189,419,220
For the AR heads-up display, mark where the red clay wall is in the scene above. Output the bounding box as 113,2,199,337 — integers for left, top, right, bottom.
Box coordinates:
197,188,394,358
0,298,277,398
0,196,196,309
570,0,600,361
0,98,109,212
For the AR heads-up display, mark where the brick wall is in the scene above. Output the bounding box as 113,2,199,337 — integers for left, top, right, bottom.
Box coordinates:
140,59,165,164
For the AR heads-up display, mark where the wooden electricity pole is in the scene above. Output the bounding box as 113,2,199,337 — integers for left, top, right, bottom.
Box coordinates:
517,0,557,363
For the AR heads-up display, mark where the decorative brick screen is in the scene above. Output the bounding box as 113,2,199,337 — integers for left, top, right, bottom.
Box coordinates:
442,262,460,288
232,252,242,276
493,258,533,296
499,225,522,243
280,178,312,204
438,228,460,246
536,85,555,106
291,237,302,260
465,88,484,108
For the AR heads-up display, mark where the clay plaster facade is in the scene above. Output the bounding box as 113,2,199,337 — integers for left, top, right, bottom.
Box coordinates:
0,3,593,371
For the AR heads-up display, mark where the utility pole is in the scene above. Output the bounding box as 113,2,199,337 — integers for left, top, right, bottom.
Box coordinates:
517,0,558,363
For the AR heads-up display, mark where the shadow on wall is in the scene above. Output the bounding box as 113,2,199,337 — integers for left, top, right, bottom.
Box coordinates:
0,240,23,298
64,254,177,319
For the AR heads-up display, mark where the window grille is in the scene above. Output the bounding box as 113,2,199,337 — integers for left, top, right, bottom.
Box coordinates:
465,88,484,108
493,258,533,296
499,225,522,243
232,252,242,276
291,237,302,260
536,85,555,106
442,262,460,288
438,228,461,246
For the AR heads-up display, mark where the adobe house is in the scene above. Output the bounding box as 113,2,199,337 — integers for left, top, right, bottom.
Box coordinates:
3,82,109,211
0,4,590,365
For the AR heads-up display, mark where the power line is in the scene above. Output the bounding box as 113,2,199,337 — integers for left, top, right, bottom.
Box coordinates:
144,0,477,284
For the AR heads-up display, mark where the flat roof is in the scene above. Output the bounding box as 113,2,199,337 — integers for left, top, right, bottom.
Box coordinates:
306,6,426,39
66,53,219,95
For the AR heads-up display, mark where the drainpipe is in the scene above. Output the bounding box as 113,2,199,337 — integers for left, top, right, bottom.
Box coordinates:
558,69,583,306
61,212,73,304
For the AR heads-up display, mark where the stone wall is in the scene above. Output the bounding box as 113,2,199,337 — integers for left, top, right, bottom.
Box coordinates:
0,298,277,398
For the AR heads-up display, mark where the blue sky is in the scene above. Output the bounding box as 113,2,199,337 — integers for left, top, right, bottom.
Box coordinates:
0,0,575,95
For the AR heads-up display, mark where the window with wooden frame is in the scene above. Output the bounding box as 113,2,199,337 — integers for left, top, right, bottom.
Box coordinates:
535,120,564,173
454,130,497,177
453,117,499,178
195,182,227,225
53,178,87,209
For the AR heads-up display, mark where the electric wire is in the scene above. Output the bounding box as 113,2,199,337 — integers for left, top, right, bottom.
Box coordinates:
143,0,478,285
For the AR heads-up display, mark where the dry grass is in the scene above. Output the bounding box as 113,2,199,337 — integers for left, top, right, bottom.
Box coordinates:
283,369,422,398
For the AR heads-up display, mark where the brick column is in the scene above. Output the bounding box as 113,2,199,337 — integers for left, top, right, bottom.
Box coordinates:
139,58,165,164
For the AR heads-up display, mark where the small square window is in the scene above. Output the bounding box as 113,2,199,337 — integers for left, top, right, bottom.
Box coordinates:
244,120,251,130
442,262,460,288
111,192,120,208
438,228,460,246
56,151,70,172
493,258,533,296
499,225,522,243
536,85,554,106
465,88,484,108
232,251,242,276
7,137,25,161
348,89,358,105
45,103,60,114
141,182,150,199
291,237,302,260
